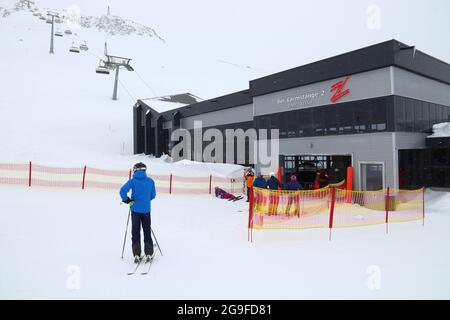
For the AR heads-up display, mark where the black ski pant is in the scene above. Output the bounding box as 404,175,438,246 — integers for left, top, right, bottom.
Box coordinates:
131,212,153,247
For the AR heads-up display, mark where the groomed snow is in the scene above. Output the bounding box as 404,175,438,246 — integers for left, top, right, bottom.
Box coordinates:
0,186,449,299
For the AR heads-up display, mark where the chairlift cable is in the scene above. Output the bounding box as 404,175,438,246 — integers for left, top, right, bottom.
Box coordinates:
118,78,136,103
134,69,158,97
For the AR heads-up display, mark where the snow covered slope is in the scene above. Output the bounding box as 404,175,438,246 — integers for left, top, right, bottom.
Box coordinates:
0,187,449,299
0,0,262,173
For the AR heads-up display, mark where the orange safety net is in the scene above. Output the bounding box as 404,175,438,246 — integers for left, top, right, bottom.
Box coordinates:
250,186,424,231
0,162,244,195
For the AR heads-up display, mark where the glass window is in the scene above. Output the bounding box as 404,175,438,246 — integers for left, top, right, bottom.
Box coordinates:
354,101,370,133
405,98,414,132
360,163,384,191
324,105,338,135
313,107,325,136
395,96,406,131
299,108,313,137
436,104,444,123
430,103,438,126
414,99,423,132
338,102,354,134
422,101,430,131
371,98,387,132
287,110,299,138
444,106,450,122
278,113,288,138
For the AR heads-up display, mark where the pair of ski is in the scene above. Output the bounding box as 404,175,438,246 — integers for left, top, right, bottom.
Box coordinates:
127,256,154,276
228,196,244,202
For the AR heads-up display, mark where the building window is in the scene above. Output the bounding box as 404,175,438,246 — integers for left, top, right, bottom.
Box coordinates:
370,98,387,132
354,101,370,133
287,110,299,137
338,102,354,134
299,108,313,136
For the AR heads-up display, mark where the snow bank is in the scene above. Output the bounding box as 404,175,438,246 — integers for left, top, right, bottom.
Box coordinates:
428,122,450,138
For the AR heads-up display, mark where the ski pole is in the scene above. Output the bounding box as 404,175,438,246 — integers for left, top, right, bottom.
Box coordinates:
121,209,131,259
151,227,163,256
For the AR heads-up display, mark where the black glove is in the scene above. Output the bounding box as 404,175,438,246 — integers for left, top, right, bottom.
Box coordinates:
123,198,133,204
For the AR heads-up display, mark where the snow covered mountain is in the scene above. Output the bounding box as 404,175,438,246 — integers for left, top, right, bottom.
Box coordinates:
0,0,263,170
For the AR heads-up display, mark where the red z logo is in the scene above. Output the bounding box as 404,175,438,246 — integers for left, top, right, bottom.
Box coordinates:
330,76,350,103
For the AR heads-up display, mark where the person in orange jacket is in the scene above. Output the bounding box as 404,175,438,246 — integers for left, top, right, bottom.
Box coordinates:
245,170,254,202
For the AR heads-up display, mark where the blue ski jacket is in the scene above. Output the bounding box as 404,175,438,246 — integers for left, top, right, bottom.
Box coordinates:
120,170,156,214
267,176,281,190
253,177,268,189
286,181,302,191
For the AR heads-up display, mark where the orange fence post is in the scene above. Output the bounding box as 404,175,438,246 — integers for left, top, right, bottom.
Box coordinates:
169,174,173,194
328,187,336,241
346,166,353,203
248,187,254,242
128,169,132,180
28,161,32,187
277,165,282,191
385,187,390,234
81,165,87,190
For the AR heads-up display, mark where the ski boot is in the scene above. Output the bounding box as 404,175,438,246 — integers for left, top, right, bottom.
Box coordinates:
144,242,155,262
132,243,142,263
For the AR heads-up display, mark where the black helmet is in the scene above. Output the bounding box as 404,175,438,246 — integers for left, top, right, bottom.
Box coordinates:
133,162,147,172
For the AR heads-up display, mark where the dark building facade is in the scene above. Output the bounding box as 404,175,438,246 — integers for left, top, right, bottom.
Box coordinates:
134,40,450,190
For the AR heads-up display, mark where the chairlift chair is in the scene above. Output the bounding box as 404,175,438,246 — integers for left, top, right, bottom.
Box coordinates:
64,29,72,35
69,42,80,53
80,42,89,51
46,18,52,24
55,31,63,37
95,60,110,74
39,16,46,20
55,18,62,23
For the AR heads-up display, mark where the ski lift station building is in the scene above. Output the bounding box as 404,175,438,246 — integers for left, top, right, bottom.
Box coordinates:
133,40,450,191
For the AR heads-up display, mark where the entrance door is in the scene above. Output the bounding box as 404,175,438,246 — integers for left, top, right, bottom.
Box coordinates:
360,163,384,191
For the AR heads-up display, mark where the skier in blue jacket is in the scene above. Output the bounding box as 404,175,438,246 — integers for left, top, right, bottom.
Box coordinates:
120,162,156,262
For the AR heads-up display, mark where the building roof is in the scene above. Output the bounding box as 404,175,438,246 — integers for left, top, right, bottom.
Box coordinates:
139,93,203,113
250,39,450,97
138,89,252,121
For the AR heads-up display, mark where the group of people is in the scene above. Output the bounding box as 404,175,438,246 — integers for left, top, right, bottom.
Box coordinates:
245,170,303,201
245,170,304,216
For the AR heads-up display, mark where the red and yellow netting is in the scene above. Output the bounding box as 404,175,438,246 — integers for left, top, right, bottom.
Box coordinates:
0,162,244,195
249,186,424,231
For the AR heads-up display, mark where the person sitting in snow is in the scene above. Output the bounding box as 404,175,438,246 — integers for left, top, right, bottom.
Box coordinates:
120,162,156,263
215,186,240,200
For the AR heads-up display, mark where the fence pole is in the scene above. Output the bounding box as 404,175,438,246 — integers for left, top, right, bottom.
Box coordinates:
28,161,32,187
248,187,254,242
328,187,336,241
422,187,425,227
169,174,173,194
385,187,390,235
128,169,132,180
81,165,87,190
209,175,212,194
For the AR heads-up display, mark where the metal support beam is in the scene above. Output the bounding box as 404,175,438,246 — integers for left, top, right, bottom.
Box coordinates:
112,67,120,100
